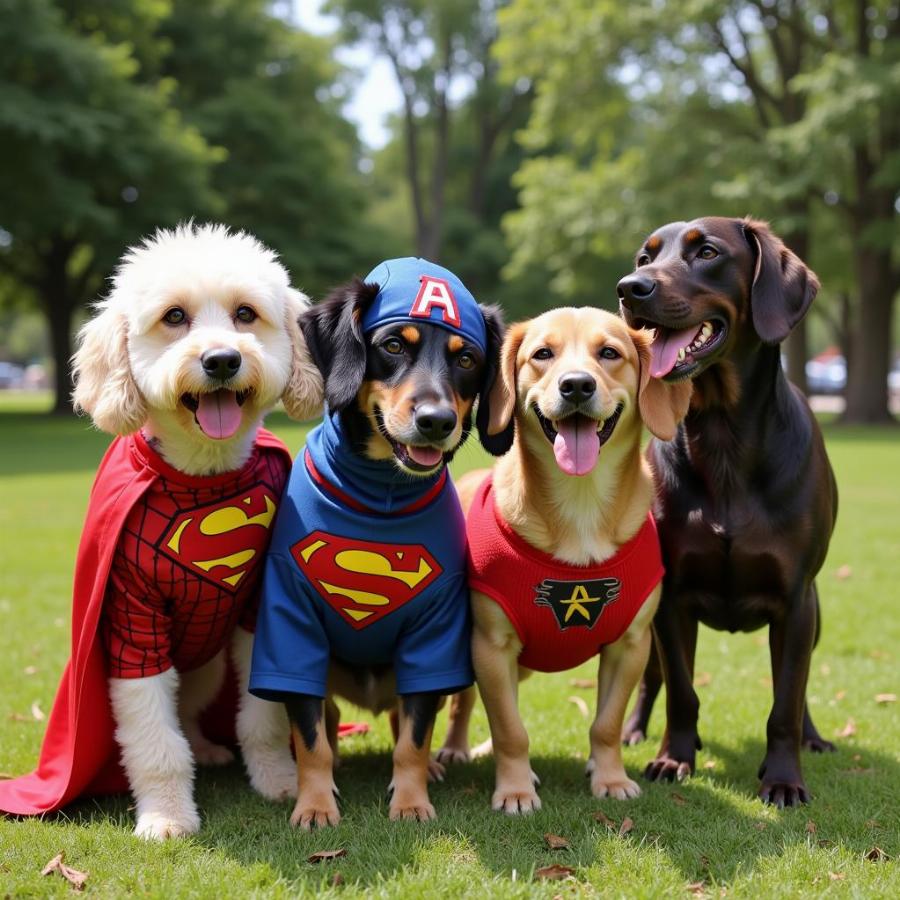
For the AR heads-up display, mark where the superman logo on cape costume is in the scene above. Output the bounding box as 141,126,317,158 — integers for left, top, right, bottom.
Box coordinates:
0,429,291,816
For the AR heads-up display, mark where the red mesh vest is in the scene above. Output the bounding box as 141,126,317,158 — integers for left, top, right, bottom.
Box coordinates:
466,475,664,673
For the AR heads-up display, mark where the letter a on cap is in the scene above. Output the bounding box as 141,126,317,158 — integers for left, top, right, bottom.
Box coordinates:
409,275,461,328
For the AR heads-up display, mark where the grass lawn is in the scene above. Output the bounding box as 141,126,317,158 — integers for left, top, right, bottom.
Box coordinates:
0,396,897,898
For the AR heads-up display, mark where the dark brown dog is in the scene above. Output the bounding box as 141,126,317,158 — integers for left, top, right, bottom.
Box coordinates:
616,216,837,807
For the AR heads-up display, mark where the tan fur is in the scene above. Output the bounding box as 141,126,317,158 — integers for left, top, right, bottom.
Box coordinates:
401,325,421,344
447,334,464,353
443,308,687,812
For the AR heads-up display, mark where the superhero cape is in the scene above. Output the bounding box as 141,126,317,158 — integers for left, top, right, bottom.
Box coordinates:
0,428,292,816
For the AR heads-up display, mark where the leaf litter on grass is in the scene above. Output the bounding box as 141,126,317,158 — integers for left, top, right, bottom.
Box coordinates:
41,852,88,891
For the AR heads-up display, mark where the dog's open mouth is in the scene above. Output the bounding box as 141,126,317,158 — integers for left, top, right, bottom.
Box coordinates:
374,407,447,474
633,317,727,380
533,404,623,477
181,389,251,441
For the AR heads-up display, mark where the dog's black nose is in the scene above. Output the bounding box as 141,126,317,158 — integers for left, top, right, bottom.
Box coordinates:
617,273,657,308
559,371,596,404
201,348,241,381
414,404,457,442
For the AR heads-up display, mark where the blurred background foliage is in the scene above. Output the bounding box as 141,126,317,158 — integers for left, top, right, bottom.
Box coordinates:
0,0,897,421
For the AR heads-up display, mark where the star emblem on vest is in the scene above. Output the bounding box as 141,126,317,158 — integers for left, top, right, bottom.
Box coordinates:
534,577,621,630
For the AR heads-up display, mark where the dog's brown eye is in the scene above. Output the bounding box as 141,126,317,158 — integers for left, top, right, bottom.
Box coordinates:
235,305,257,323
599,347,621,360
163,307,186,326
697,245,718,260
532,347,553,361
383,338,403,355
637,254,650,267
457,352,475,370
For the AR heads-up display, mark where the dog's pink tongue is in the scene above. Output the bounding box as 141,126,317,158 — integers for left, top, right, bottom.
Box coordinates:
553,415,600,476
650,326,699,378
407,445,443,467
196,390,243,440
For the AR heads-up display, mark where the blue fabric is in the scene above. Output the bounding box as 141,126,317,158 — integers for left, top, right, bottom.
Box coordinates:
360,257,487,352
249,412,473,699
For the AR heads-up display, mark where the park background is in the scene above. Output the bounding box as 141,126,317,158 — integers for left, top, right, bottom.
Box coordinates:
0,1,898,897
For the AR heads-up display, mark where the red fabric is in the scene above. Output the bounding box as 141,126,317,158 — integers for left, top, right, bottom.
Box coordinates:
0,429,291,816
466,475,664,673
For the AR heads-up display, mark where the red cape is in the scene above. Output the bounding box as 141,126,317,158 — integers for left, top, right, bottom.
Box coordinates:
0,429,292,816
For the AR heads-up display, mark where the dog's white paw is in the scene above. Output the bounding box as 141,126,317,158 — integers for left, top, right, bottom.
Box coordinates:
247,752,297,802
470,737,493,759
135,807,200,840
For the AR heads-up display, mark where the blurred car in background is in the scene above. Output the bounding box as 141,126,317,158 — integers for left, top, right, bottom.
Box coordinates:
0,361,25,389
806,351,846,395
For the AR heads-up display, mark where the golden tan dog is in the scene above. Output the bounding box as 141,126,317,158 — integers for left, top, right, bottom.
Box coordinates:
439,307,690,813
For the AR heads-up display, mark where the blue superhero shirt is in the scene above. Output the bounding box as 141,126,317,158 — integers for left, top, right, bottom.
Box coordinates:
249,411,473,700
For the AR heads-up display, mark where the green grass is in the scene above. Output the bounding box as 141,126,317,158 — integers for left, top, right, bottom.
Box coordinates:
1,396,898,898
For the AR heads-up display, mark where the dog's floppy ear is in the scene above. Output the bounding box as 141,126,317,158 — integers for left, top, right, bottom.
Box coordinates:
743,218,819,345
72,301,146,435
280,288,324,420
298,278,380,412
477,319,527,456
474,304,515,455
630,327,692,441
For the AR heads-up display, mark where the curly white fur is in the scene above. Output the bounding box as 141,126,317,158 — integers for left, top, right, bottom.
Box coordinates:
73,223,321,839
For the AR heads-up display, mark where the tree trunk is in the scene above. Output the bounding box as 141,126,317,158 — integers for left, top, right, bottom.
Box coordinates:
39,237,76,415
843,246,896,424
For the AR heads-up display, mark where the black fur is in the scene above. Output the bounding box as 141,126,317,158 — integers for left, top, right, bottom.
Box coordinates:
280,693,323,752
401,692,442,749
298,278,380,411
475,304,515,456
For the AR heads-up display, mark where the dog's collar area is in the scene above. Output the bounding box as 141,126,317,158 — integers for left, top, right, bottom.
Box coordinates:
305,449,446,517
373,406,449,475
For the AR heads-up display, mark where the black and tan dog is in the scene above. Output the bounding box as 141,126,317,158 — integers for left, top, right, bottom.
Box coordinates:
616,216,837,807
249,259,503,826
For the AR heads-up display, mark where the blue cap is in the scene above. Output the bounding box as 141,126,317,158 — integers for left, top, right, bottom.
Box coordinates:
360,258,487,352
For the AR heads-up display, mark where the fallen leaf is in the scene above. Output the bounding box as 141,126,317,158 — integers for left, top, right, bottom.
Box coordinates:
686,882,707,896
865,847,889,862
836,718,856,738
567,695,590,718
852,753,862,762
844,766,874,775
865,819,880,829
41,852,88,891
330,872,345,886
618,817,634,837
835,564,851,580
534,864,575,881
834,690,846,701
30,702,45,721
23,666,37,676
592,810,616,829
754,822,767,831
461,783,477,796
702,760,716,770
805,820,817,834
874,693,896,704
694,672,712,687
829,872,845,881
8,712,28,723
569,678,593,689
671,792,688,806
0,772,13,780
308,849,347,864
544,833,570,850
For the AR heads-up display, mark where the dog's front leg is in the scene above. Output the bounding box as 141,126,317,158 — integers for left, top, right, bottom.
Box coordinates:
435,687,477,764
281,694,340,829
231,627,296,801
389,693,440,821
588,585,660,800
759,585,817,807
109,670,199,840
472,596,539,814
644,585,701,783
